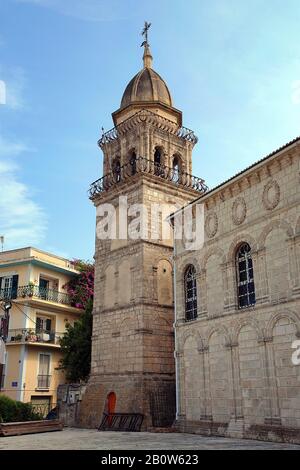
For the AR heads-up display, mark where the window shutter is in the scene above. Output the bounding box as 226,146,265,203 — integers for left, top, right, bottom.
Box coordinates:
0,278,3,297
36,317,42,333
11,275,19,299
46,319,52,332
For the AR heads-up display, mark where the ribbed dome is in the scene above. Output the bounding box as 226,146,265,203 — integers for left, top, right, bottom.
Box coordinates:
120,67,173,109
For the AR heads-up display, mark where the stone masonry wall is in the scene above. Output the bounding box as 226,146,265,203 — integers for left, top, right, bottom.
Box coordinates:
174,141,300,444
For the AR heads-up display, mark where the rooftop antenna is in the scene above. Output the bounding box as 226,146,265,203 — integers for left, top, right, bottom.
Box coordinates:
0,236,4,252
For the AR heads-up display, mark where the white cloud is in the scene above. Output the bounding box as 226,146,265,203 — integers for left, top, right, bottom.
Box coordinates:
0,66,26,110
16,0,135,22
0,138,47,250
0,135,31,156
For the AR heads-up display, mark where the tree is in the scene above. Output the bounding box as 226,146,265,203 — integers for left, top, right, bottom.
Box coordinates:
59,260,94,382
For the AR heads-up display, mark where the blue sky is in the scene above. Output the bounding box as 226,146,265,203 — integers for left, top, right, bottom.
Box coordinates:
0,0,300,260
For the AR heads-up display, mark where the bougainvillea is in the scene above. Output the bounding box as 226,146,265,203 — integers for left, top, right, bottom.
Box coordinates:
59,260,94,382
63,259,94,309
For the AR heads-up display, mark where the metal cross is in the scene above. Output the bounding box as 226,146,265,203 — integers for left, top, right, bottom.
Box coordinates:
141,21,151,46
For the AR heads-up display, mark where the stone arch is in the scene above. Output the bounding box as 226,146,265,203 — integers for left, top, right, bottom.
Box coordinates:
227,233,258,263
258,219,294,249
183,334,202,421
270,310,300,427
118,259,131,305
207,328,231,423
104,264,116,309
232,318,264,344
206,324,230,347
180,329,204,351
237,321,266,425
157,259,173,306
119,316,137,334
153,145,166,167
179,257,201,276
201,247,226,271
127,148,137,174
266,310,300,339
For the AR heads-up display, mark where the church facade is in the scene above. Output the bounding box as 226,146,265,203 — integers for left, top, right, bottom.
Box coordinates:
171,136,300,443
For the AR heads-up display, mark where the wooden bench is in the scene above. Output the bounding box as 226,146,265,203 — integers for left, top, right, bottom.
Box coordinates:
0,419,63,437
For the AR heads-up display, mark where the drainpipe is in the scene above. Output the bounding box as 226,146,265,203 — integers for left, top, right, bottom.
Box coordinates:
172,232,180,422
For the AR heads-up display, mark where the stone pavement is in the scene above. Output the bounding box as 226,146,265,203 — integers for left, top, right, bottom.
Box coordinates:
0,428,299,450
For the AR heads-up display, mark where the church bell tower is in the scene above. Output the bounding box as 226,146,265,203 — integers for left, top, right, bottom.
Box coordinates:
80,24,207,429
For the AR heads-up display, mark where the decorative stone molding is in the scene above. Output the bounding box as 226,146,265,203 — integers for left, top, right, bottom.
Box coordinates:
205,211,218,239
232,197,247,226
262,179,281,211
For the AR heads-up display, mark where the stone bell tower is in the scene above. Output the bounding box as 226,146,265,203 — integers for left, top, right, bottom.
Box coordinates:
79,25,207,429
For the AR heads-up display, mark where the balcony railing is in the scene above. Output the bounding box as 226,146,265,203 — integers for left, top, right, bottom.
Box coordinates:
0,285,74,307
98,109,199,147
37,375,51,389
6,328,64,345
89,156,208,198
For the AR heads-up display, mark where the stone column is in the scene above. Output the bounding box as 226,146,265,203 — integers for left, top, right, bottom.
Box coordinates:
231,342,244,418
261,337,281,424
175,351,186,421
202,345,212,420
256,248,269,304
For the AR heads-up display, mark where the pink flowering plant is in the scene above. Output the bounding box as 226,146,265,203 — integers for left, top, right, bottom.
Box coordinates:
64,259,94,309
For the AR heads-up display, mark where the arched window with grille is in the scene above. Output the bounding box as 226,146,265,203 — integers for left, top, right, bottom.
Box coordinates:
184,265,198,321
236,243,256,308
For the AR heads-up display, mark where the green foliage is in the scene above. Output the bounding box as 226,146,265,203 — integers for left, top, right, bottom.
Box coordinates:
0,395,42,423
59,298,93,382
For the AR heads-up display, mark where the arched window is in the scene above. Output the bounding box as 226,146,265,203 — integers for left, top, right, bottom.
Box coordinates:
154,148,163,176
172,155,181,183
130,151,137,175
184,265,198,321
236,243,256,308
112,158,121,183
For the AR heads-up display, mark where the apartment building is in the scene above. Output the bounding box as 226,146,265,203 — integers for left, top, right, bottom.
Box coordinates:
0,247,81,412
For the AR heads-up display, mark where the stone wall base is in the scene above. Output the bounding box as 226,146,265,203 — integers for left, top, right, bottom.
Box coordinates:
176,418,300,445
77,374,176,430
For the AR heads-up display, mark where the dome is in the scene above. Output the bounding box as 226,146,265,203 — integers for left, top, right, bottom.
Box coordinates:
120,67,173,109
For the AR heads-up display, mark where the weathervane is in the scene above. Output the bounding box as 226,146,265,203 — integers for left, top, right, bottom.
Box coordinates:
141,21,151,47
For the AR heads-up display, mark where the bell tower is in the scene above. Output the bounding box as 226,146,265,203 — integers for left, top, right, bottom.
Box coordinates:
80,25,207,429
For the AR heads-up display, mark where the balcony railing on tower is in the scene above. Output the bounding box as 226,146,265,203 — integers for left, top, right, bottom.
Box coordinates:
89,156,208,199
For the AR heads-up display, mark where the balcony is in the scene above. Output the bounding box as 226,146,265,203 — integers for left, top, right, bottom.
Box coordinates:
0,285,75,307
37,375,51,390
89,156,208,199
6,328,64,346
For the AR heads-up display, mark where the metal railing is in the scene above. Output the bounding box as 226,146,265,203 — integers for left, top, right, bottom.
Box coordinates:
6,328,64,345
89,156,208,198
30,402,57,418
0,285,73,306
99,413,144,432
37,375,51,389
98,109,198,147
